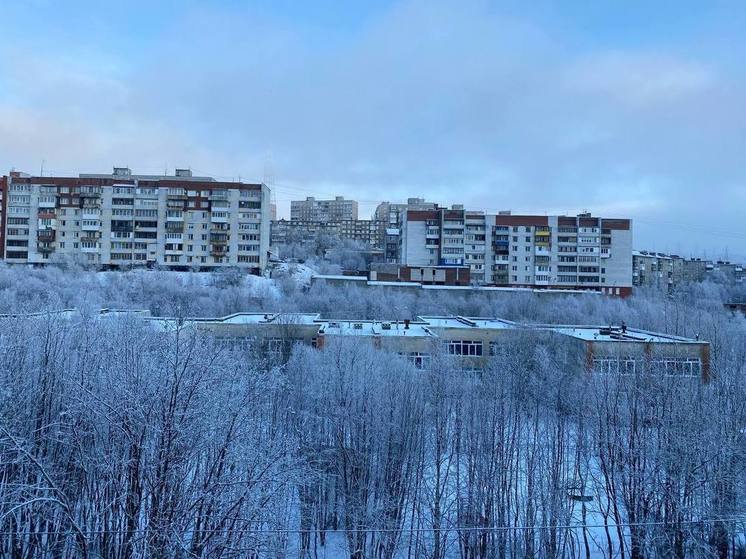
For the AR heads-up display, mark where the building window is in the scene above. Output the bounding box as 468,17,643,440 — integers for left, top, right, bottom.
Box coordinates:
445,340,483,356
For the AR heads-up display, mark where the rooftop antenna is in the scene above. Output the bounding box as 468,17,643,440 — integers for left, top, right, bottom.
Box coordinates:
40,159,45,177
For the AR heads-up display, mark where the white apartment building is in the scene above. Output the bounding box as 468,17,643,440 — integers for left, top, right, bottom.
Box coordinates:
1,168,271,273
400,210,633,296
290,196,358,222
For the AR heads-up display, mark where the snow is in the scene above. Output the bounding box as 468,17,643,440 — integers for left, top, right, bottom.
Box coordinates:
542,325,699,343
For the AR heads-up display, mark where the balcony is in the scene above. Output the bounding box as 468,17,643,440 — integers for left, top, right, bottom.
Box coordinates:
37,243,55,253
38,199,57,209
38,210,56,220
37,229,56,241
535,246,551,256
80,190,102,198
211,246,229,257
82,222,100,232
210,233,229,243
164,222,184,232
210,213,229,224
166,213,184,222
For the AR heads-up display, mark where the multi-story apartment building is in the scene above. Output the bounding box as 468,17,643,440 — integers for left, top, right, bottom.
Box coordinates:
632,251,684,290
682,258,711,282
713,261,745,283
290,196,358,222
633,253,745,288
0,168,271,273
400,210,633,296
0,175,6,259
271,219,382,248
374,198,438,263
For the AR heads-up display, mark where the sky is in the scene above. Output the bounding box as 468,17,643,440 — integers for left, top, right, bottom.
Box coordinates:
1,0,745,260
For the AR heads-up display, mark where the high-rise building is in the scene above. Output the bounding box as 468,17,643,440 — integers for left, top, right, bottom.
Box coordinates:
0,175,6,260
374,198,438,263
271,218,382,248
400,210,633,296
0,167,271,273
290,196,358,221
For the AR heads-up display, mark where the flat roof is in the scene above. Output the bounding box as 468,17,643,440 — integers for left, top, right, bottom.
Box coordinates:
312,275,368,281
418,316,517,329
319,320,435,338
538,325,703,344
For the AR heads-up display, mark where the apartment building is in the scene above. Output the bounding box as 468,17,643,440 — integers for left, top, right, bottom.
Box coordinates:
632,251,684,290
0,175,5,259
0,168,271,273
633,252,744,289
400,210,633,296
290,196,358,222
271,218,382,248
374,198,438,263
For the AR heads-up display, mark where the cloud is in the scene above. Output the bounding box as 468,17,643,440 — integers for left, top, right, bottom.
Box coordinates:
0,0,744,259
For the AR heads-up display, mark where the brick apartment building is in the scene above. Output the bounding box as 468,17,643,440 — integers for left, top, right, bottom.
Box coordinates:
290,196,358,222
399,209,633,296
271,218,382,248
0,168,271,272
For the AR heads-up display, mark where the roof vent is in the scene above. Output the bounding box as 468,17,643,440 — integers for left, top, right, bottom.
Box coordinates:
381,322,392,330
353,323,363,330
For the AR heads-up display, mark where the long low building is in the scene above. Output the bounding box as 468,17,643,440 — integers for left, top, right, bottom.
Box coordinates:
0,308,710,380
144,312,710,380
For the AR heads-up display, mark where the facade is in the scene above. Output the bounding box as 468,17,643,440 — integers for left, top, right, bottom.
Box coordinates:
400,210,633,295
374,198,439,263
682,258,711,282
0,168,271,272
713,261,745,283
632,251,684,290
633,252,745,289
291,196,358,222
271,218,382,248
369,263,471,285
0,175,5,260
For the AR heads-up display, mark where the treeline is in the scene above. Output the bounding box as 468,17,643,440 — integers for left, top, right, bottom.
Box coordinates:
0,263,743,335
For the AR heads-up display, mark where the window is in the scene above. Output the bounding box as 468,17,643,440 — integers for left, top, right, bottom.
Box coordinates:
445,340,483,356
399,352,431,370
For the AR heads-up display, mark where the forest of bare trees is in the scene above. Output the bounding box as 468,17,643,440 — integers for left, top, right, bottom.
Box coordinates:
0,264,745,558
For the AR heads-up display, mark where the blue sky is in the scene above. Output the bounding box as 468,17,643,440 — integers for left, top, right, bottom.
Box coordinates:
1,0,745,259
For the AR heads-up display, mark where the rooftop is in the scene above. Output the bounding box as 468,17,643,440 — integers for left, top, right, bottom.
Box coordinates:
319,319,435,338
538,325,702,344
418,316,517,330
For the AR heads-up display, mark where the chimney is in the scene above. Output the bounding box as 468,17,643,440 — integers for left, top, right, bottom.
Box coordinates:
404,319,410,329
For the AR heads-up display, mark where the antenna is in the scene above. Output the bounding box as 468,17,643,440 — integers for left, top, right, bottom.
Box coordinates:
40,159,45,177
